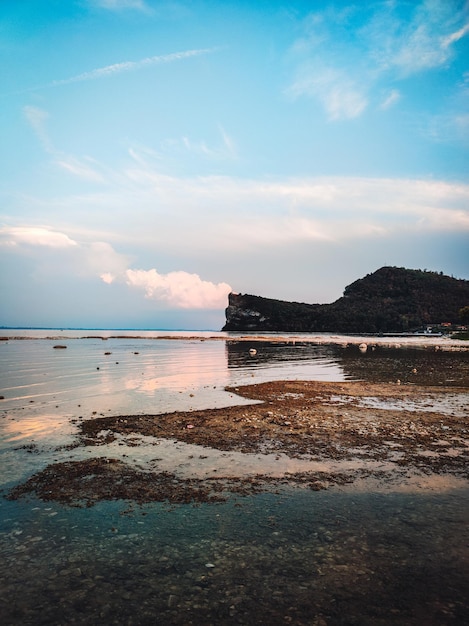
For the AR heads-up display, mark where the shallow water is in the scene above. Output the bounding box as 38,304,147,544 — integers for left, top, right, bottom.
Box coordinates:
2,489,469,626
1,332,468,624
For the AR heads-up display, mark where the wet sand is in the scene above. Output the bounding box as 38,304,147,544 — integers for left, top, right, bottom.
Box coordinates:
8,380,469,507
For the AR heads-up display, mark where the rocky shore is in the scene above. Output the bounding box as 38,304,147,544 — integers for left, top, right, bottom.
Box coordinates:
7,380,469,507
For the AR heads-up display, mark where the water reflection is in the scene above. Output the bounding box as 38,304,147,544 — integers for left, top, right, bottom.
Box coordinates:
339,345,469,386
1,339,468,460
225,341,345,383
225,340,469,387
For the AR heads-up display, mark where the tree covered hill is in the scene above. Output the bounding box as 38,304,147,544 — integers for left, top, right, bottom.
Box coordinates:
222,267,469,333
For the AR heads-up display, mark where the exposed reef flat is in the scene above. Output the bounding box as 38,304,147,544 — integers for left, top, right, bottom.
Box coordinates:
7,381,469,507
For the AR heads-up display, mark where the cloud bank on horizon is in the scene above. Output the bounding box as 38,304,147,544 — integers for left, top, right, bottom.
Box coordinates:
1,0,468,328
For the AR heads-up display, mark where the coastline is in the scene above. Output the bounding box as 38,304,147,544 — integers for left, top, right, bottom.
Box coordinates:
1,329,468,351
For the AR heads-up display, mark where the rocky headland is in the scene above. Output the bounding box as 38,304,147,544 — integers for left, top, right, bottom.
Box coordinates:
223,266,469,333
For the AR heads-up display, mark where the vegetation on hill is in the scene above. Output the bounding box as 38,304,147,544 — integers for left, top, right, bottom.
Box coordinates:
222,267,469,333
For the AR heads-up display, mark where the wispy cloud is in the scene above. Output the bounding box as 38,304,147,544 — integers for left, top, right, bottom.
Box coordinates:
286,1,469,120
218,125,237,157
159,125,238,160
56,157,107,183
23,106,108,183
387,10,469,75
40,166,469,255
380,89,401,110
441,21,469,48
362,1,469,76
51,48,217,87
88,0,150,11
287,65,368,120
421,111,469,145
23,106,54,153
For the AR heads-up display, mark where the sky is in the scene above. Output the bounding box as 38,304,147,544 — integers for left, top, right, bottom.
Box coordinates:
1,0,468,329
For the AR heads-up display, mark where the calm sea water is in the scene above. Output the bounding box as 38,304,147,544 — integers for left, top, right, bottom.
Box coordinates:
1,331,468,625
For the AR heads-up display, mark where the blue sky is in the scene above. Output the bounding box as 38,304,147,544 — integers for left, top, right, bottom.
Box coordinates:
1,0,468,329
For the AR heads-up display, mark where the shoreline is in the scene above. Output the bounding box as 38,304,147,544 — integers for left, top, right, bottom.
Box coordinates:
1,330,468,351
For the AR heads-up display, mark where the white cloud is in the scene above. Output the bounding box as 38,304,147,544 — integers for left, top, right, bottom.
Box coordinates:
56,157,107,183
422,111,469,145
23,106,54,153
391,31,450,74
159,125,237,160
85,241,131,278
51,48,217,86
89,0,149,10
0,222,230,309
125,268,232,309
287,66,368,120
369,1,469,76
0,226,78,248
454,113,469,137
100,272,115,284
441,22,469,48
5,157,469,267
23,106,108,183
286,1,469,119
3,171,468,310
47,171,469,259
0,225,128,276
218,125,237,158
380,89,401,110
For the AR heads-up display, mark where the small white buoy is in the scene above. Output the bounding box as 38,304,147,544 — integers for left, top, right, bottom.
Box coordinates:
249,348,257,356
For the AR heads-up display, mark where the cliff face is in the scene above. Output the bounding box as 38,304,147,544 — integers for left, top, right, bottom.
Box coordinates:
224,295,270,330
222,267,469,333
224,293,324,331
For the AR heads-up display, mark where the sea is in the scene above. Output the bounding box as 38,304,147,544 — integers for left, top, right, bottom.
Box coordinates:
1,329,468,625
